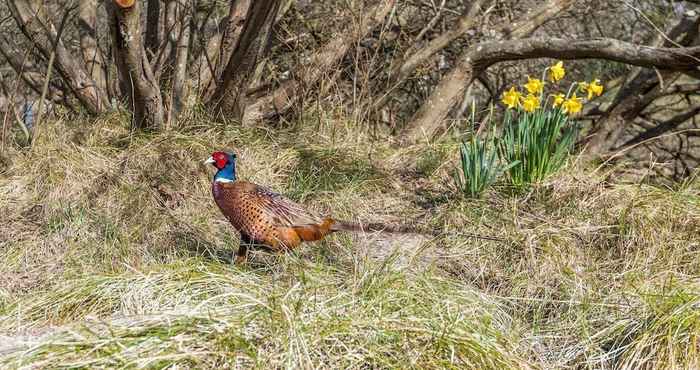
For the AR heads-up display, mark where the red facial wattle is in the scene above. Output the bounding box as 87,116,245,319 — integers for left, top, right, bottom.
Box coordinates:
212,152,228,169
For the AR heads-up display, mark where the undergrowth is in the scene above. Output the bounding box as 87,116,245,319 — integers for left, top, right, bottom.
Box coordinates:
0,112,698,369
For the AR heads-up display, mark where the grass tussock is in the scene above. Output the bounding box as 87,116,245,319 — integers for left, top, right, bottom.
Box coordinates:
1,261,525,368
0,112,699,368
587,281,700,369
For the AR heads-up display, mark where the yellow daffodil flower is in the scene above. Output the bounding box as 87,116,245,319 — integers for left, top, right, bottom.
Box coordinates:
552,93,565,108
562,93,582,116
586,79,604,99
549,61,565,82
524,76,544,95
522,94,540,112
502,87,522,109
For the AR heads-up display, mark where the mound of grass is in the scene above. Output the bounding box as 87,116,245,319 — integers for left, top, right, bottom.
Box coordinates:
1,113,699,368
1,261,526,368
289,146,386,201
566,280,700,370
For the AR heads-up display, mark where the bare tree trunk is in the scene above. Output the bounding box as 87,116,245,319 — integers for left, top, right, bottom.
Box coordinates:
108,0,164,129
209,0,281,121
243,0,396,124
402,0,574,141
78,0,107,97
198,0,251,101
171,0,192,122
8,0,107,114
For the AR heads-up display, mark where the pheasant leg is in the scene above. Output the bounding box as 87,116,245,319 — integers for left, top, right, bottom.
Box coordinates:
235,234,252,265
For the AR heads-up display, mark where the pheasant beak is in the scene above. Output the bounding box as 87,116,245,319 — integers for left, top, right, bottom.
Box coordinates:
204,156,215,166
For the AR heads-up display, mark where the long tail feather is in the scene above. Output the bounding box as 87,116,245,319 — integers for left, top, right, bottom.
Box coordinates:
331,220,421,234
330,220,506,242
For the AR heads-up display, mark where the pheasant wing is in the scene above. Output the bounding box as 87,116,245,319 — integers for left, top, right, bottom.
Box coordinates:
247,185,323,227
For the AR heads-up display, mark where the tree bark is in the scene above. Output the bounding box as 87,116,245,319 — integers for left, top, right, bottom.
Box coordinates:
8,0,107,114
170,0,192,122
198,0,251,101
78,0,107,96
209,0,281,121
243,0,396,124
108,0,164,129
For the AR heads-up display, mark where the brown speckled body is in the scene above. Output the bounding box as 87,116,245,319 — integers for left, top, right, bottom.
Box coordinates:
206,150,421,265
212,180,335,255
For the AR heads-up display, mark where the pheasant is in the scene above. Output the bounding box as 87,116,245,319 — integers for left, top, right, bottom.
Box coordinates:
205,151,417,264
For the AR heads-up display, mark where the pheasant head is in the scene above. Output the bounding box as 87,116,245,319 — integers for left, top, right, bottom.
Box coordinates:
205,151,237,183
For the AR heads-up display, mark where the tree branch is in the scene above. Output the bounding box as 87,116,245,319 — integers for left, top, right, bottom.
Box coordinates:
469,38,700,71
198,0,251,102
404,37,700,140
586,12,699,154
402,0,575,140
617,105,700,150
371,0,486,112
243,0,396,124
209,0,281,121
0,35,65,102
8,1,107,113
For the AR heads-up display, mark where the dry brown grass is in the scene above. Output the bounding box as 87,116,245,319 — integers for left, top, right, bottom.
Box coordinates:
0,112,699,368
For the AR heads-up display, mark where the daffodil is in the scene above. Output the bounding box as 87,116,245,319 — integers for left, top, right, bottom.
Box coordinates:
552,93,565,108
522,94,540,112
562,93,582,115
502,87,522,109
586,79,604,99
524,76,544,95
549,61,565,82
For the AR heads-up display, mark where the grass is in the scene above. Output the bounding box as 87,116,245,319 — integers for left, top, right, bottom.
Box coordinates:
498,109,577,189
454,134,515,198
0,261,525,368
588,281,700,369
0,112,699,368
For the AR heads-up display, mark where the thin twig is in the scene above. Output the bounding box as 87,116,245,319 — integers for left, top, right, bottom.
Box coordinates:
0,47,34,149
593,129,700,175
33,2,77,147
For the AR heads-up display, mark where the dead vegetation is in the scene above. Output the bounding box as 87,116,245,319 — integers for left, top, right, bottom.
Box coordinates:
1,1,698,173
0,1,699,368
0,113,698,368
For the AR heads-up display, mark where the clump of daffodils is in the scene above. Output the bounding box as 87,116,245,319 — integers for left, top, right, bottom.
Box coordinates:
490,61,603,189
500,61,604,116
